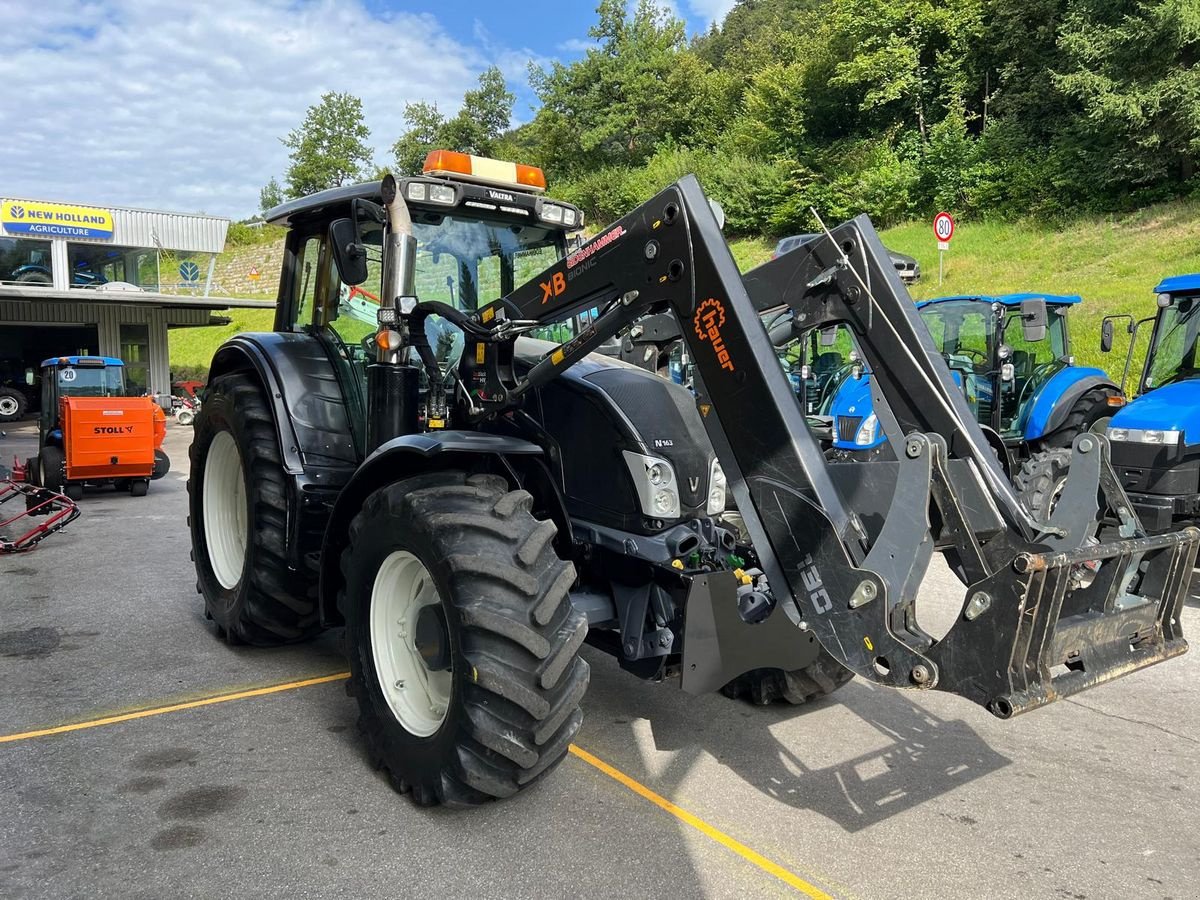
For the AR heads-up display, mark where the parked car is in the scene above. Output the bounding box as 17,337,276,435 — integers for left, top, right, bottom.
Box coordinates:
772,233,921,284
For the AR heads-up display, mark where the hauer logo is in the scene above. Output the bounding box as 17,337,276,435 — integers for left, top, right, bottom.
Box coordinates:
487,189,515,203
692,298,735,372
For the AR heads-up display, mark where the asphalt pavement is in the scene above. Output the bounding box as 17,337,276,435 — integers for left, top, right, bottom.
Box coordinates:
1,418,1197,899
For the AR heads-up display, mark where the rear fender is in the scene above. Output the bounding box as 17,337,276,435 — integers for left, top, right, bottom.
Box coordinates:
1025,367,1118,441
316,433,570,627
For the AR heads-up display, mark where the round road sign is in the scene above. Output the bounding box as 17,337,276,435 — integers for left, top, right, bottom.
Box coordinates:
933,212,955,242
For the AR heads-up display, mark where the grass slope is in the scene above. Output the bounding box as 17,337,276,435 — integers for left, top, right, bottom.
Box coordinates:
730,200,1200,382
172,200,1200,383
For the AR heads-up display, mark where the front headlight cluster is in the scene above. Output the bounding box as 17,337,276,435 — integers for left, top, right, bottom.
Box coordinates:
539,202,580,228
406,181,456,205
623,451,680,520
855,413,879,446
1107,427,1182,445
707,459,727,515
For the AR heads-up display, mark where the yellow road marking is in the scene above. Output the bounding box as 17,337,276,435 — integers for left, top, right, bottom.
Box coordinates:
568,744,834,899
0,672,350,744
2,671,836,897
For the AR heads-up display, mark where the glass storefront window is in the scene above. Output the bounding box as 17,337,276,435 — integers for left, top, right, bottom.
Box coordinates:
120,323,150,395
0,236,54,286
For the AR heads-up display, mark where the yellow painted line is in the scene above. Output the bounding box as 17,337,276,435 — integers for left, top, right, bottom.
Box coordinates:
0,672,350,744
2,671,835,898
568,744,835,899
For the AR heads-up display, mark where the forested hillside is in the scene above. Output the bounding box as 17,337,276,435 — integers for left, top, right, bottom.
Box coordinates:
393,0,1198,236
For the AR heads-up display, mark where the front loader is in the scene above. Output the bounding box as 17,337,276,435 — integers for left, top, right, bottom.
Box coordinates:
188,152,1196,807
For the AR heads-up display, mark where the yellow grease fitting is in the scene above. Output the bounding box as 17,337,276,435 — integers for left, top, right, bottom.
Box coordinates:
864,636,874,651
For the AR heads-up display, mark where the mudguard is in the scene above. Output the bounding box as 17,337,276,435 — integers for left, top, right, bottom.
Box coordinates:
1024,367,1118,441
208,332,358,474
315,431,565,627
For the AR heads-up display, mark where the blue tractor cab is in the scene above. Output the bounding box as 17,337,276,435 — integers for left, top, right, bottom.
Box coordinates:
1098,274,1200,530
817,293,1122,466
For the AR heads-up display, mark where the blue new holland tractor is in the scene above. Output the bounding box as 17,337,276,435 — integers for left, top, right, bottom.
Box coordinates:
807,294,1124,485
1089,274,1200,531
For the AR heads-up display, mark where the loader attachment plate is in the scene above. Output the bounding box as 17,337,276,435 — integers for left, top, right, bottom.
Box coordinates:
926,524,1196,717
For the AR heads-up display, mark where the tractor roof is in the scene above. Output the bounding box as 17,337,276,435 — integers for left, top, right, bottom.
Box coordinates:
917,292,1082,309
265,182,380,228
40,356,124,368
1154,273,1200,295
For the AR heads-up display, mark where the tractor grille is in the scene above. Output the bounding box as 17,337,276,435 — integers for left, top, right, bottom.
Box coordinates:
836,415,863,442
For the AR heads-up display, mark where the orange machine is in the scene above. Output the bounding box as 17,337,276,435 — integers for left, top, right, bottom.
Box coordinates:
60,396,167,483
31,356,170,499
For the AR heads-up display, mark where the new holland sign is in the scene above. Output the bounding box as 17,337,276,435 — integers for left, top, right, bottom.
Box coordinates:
1,200,114,240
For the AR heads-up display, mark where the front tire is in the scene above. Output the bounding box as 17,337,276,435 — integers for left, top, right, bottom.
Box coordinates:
1014,448,1072,522
0,387,25,422
38,446,65,493
1042,388,1118,449
340,471,589,807
188,373,319,645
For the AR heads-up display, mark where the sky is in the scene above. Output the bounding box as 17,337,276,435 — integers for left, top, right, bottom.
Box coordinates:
0,0,736,220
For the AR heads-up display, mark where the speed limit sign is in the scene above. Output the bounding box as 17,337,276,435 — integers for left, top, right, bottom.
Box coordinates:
933,212,955,243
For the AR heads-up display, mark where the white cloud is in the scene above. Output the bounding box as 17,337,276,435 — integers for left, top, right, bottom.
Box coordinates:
0,1,496,218
686,0,736,25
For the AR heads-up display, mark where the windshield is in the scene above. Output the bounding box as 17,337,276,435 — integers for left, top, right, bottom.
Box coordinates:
330,213,565,368
56,365,125,397
1145,295,1200,390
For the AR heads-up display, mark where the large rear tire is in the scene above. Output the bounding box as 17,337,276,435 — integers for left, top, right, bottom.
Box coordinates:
0,387,26,422
188,373,319,645
721,652,854,706
38,446,65,494
339,471,589,807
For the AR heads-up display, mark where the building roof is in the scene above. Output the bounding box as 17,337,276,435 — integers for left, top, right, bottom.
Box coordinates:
0,284,273,310
1154,274,1200,294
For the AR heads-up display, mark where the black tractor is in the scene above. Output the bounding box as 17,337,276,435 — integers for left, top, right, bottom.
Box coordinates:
188,151,1196,807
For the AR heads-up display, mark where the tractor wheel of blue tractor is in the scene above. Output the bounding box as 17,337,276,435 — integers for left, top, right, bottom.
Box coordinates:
1040,388,1119,449
1014,448,1072,522
38,446,64,494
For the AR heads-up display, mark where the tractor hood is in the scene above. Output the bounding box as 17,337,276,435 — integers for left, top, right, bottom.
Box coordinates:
1111,379,1200,444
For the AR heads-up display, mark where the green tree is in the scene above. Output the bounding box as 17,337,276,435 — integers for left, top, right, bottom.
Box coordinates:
1055,0,1200,192
440,67,515,156
259,176,283,213
528,0,721,177
282,92,373,198
392,101,446,176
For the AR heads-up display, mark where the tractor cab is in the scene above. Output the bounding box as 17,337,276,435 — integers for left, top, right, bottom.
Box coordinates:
1101,274,1200,530
39,356,127,440
814,293,1121,459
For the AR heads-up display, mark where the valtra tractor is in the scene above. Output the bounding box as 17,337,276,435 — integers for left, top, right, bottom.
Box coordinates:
187,150,1197,807
28,356,170,499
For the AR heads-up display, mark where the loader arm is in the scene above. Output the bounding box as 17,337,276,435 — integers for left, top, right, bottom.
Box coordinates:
464,176,1196,718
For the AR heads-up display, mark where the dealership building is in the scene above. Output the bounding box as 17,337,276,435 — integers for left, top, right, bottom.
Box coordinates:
0,196,272,403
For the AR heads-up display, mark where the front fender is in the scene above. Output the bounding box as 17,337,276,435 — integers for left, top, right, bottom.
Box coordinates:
1024,367,1118,441
315,432,566,627
208,332,357,475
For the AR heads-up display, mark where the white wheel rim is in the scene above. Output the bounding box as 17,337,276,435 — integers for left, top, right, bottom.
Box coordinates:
203,430,247,590
370,551,452,737
0,396,17,416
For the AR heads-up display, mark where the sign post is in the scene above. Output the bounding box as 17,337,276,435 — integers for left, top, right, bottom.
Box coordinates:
933,212,955,286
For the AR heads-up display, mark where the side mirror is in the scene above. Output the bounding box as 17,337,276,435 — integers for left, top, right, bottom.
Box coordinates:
329,218,368,286
1021,297,1047,343
819,325,838,347
351,197,385,231
1100,319,1114,353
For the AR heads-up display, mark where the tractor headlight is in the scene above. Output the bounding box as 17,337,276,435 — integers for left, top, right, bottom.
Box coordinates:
855,413,879,446
707,458,727,515
540,203,565,224
428,184,455,204
406,183,427,202
1107,427,1181,445
623,451,680,520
